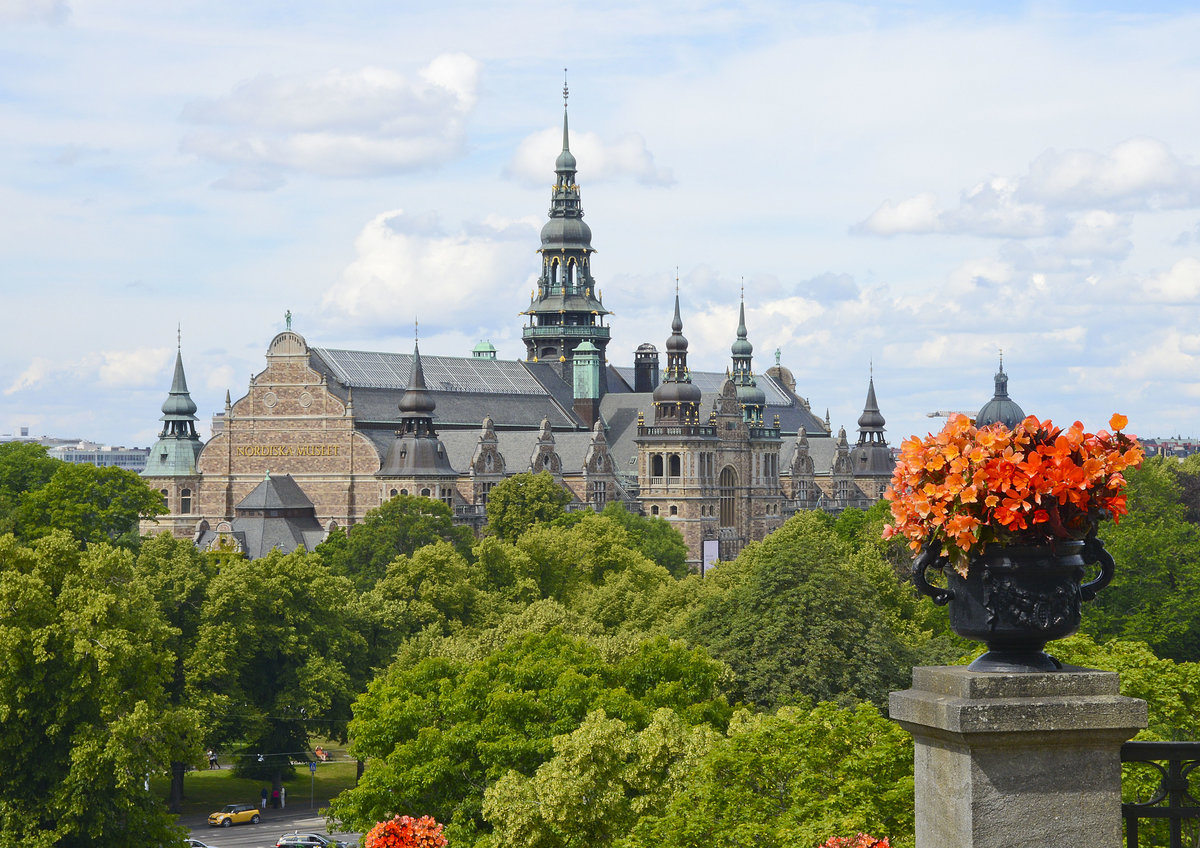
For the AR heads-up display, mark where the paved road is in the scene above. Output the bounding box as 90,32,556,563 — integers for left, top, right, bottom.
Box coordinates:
183,807,360,848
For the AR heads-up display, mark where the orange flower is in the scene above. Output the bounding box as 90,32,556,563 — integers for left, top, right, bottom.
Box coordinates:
884,412,1142,568
1110,413,1129,431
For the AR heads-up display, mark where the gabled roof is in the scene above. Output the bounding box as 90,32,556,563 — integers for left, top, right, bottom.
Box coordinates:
236,473,317,511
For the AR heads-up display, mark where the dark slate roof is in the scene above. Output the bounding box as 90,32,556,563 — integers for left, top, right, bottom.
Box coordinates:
437,428,597,477
233,513,326,559
237,473,318,510
309,349,586,431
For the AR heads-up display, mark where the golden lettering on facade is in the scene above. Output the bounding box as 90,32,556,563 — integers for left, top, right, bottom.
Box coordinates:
234,445,340,457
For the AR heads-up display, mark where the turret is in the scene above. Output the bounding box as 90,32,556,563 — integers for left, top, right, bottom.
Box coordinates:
521,77,611,391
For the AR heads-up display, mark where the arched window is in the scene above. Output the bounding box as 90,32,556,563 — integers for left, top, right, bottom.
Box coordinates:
159,489,168,509
651,454,664,477
669,505,678,516
180,488,192,514
390,488,398,498
719,467,737,528
668,454,681,477
400,489,409,496
651,505,659,516
420,488,431,498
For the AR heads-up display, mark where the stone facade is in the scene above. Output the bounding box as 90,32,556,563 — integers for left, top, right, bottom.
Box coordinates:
139,103,896,566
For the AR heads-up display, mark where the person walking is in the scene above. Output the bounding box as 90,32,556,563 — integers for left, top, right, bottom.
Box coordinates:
260,787,268,810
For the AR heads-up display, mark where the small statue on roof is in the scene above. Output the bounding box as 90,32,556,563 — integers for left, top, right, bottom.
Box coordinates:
285,310,292,330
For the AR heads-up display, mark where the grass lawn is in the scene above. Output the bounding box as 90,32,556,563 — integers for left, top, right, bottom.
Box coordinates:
150,744,358,817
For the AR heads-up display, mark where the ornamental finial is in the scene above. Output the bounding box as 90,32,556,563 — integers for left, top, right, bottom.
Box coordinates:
563,68,569,108
177,323,181,350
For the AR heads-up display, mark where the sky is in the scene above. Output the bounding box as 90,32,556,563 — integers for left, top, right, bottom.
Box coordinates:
3,0,1200,449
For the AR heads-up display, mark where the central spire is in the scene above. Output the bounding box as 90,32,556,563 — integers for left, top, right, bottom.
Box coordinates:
521,77,611,398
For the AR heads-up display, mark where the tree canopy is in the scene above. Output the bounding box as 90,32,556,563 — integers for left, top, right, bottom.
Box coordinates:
484,471,572,542
329,628,732,846
0,449,164,548
187,549,367,785
316,494,474,590
678,511,932,709
0,532,200,846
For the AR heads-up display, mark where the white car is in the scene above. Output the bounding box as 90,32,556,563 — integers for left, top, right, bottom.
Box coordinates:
275,834,347,848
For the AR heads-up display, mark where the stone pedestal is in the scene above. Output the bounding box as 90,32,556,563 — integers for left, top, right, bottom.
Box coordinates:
890,666,1146,848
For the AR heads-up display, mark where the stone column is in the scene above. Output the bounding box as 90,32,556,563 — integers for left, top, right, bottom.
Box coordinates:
890,666,1146,848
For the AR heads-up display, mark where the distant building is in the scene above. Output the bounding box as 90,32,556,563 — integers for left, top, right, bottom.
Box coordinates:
1,426,149,472
139,93,894,567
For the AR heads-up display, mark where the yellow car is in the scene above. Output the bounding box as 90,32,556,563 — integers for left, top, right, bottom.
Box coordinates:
208,803,261,827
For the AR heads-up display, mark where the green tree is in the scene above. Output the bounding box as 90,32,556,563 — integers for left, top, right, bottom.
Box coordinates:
484,471,572,542
600,502,689,578
360,540,487,667
679,511,928,709
135,533,219,811
10,462,165,548
329,629,731,846
0,441,59,531
0,532,201,846
316,494,473,590
1082,456,1200,661
187,549,367,790
627,701,915,848
484,708,715,848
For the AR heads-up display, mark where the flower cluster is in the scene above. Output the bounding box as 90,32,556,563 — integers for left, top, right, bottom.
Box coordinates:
884,413,1142,576
819,835,891,848
364,815,447,848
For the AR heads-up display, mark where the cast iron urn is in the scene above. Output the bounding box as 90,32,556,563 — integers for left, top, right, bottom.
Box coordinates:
913,536,1115,672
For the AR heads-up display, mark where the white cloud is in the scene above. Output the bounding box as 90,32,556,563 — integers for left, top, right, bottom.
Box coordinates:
854,192,940,236
1021,138,1200,209
1144,257,1200,302
320,209,538,332
5,348,169,394
0,0,68,25
506,127,673,187
181,55,480,186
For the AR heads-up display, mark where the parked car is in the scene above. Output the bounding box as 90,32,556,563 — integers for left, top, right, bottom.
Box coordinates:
187,840,220,848
207,803,261,827
275,833,347,848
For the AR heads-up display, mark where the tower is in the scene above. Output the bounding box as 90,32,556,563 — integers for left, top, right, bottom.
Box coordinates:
637,288,718,571
141,335,204,538
976,354,1026,429
521,79,611,391
376,338,460,507
849,372,894,500
729,295,766,425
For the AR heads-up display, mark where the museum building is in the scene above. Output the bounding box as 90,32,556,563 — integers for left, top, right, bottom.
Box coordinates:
141,97,895,569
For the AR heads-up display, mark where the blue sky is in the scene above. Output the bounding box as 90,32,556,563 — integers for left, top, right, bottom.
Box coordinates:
3,0,1200,449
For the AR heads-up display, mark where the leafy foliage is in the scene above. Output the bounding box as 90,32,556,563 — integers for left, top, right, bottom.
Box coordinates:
0,532,200,846
329,628,731,846
1081,455,1200,661
626,701,914,848
316,494,473,590
484,708,715,848
679,512,931,708
484,471,572,542
0,452,165,548
187,549,367,784
599,501,689,578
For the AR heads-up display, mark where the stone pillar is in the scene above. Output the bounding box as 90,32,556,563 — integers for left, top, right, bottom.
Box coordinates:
890,666,1146,848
